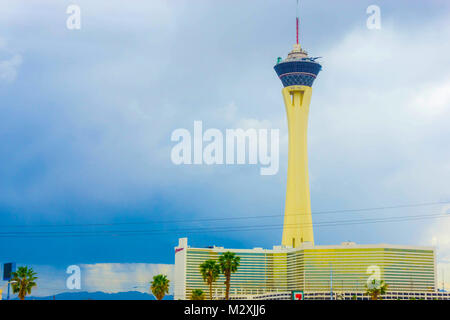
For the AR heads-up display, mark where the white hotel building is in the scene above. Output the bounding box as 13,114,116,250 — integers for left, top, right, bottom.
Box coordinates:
174,238,450,300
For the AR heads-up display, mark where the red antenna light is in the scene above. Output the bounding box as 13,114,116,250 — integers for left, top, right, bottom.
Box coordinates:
296,0,300,45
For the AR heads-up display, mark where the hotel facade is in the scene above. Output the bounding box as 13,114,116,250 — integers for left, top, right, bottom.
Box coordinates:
174,238,444,300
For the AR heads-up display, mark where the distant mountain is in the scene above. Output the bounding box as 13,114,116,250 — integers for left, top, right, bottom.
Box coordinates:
26,291,174,300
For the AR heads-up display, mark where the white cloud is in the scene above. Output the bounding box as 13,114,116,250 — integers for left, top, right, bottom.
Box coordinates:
308,14,450,200
81,263,174,295
411,82,450,118
0,54,21,83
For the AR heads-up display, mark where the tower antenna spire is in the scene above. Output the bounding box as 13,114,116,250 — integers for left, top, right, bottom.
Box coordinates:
296,0,300,45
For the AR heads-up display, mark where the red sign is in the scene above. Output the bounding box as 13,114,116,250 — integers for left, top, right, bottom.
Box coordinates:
292,291,304,300
175,247,184,254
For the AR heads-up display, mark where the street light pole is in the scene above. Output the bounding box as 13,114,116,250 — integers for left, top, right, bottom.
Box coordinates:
0,281,17,301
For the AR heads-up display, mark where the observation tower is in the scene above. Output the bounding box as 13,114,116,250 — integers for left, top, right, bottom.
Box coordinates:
274,2,322,247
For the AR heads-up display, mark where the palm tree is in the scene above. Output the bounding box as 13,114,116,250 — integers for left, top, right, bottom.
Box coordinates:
190,289,205,300
150,274,170,300
10,266,38,300
365,279,388,300
219,251,240,300
200,259,220,300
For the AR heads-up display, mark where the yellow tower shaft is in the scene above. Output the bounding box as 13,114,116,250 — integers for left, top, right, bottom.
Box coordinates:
282,85,314,247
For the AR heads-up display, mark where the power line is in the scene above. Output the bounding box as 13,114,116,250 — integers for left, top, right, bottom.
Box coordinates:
0,200,448,229
0,212,447,238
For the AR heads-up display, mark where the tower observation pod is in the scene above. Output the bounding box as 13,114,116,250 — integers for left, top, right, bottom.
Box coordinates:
274,12,322,247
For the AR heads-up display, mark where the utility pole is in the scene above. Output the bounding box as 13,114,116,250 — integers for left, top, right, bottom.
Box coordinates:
7,281,10,300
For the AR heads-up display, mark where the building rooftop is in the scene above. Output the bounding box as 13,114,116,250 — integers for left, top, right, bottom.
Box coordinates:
175,238,435,253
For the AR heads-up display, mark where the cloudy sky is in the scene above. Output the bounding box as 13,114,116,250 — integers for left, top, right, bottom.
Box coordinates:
1,0,450,297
